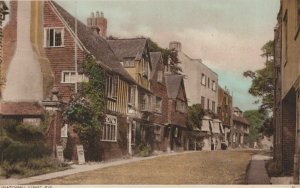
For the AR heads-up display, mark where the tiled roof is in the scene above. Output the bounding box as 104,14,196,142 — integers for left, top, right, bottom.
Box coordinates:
232,114,249,125
107,38,147,61
51,1,134,83
150,52,162,78
165,74,184,99
0,102,44,116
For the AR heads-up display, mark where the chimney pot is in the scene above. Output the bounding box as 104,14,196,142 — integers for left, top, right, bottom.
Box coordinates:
101,11,104,17
96,11,100,17
169,41,181,52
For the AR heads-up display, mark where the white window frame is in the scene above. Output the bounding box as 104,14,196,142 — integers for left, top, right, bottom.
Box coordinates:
201,74,206,86
212,81,216,91
157,70,163,82
101,115,117,142
155,96,162,113
44,27,64,47
106,75,118,99
61,71,76,83
176,99,186,113
128,85,137,106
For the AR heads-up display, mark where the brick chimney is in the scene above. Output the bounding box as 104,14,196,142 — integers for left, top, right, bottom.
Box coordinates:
169,41,181,52
87,11,107,39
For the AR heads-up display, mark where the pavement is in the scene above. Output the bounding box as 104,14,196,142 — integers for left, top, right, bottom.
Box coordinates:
0,151,196,185
246,154,272,184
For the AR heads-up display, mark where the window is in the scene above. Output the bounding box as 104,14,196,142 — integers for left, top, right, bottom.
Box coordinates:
207,77,210,88
207,99,210,110
128,85,136,106
233,134,236,143
212,101,216,113
61,71,76,83
61,71,88,83
201,74,206,85
142,59,149,78
155,97,162,113
123,58,135,68
102,115,117,142
157,70,163,82
45,28,64,47
106,75,118,99
140,94,150,111
212,81,216,91
201,96,205,109
176,99,186,113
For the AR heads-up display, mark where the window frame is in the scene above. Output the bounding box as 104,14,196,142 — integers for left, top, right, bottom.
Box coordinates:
44,27,64,48
212,80,216,91
61,71,76,83
201,96,205,109
106,75,118,100
101,115,118,142
201,74,206,86
155,96,162,113
157,70,163,83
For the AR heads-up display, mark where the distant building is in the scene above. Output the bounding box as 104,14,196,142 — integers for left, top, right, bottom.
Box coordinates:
217,86,233,146
231,107,250,148
169,41,218,114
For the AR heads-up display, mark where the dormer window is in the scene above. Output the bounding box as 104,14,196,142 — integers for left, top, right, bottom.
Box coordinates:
123,57,135,68
44,28,64,47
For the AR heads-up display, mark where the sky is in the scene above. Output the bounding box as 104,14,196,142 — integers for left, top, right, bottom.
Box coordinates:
56,0,280,111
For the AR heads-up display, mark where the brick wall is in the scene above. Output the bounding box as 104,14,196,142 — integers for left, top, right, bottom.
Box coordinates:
150,62,168,125
46,111,63,156
282,91,296,175
44,1,86,103
168,85,188,127
99,115,128,160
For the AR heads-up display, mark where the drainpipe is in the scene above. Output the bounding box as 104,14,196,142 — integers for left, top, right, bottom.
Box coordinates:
294,88,300,184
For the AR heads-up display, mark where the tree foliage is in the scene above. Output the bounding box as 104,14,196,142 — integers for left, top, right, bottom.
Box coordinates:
63,55,106,161
243,40,274,112
187,104,205,130
147,38,182,74
243,110,268,144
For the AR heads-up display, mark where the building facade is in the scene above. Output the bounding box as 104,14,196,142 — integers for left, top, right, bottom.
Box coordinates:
217,86,233,146
169,41,218,114
273,0,300,182
231,107,250,148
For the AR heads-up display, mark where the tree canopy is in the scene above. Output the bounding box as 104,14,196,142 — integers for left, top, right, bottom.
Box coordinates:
147,38,182,74
243,40,274,112
243,110,267,144
187,104,205,130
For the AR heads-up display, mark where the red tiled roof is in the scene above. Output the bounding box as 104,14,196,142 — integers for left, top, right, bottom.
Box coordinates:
232,114,249,125
0,102,44,116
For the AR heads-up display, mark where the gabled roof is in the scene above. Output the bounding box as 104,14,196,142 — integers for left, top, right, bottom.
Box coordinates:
233,107,242,112
50,1,134,83
107,38,147,61
232,114,249,125
165,74,184,99
150,52,162,78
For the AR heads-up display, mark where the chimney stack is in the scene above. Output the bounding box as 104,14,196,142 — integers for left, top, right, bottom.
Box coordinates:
87,10,107,39
169,41,181,52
